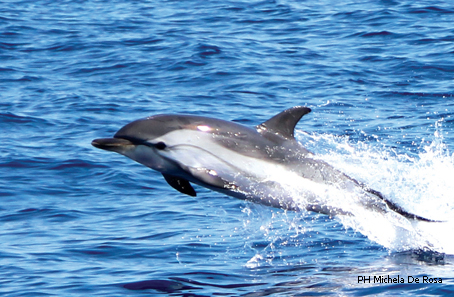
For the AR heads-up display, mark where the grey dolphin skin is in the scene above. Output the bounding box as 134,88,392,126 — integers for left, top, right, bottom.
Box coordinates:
92,106,434,222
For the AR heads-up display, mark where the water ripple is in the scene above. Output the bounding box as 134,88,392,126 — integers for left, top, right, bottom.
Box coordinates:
2,0,454,295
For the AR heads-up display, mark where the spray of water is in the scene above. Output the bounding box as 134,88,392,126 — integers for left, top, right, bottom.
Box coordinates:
291,124,454,254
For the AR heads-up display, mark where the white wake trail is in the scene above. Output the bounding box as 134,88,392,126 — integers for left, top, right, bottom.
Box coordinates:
292,129,454,254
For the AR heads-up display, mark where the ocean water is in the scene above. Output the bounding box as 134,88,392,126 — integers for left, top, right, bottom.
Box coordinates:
1,0,454,295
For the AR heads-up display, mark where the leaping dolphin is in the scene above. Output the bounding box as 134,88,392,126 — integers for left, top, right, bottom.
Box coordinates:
92,106,434,222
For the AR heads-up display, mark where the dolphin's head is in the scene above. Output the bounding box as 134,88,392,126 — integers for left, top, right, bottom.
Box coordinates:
92,115,195,171
91,114,258,174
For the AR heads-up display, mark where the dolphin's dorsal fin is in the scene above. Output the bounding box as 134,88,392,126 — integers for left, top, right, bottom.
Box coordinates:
162,174,197,197
256,106,311,140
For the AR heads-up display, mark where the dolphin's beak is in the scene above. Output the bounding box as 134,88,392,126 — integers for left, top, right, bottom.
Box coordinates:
91,138,135,151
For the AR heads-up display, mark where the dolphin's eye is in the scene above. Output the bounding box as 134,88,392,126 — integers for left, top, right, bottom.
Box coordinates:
155,142,167,150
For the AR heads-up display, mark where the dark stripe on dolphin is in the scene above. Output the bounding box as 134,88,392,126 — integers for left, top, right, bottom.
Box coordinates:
361,186,437,222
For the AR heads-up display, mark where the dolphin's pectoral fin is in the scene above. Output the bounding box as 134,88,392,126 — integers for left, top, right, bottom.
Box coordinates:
162,174,197,197
256,106,312,140
187,168,237,190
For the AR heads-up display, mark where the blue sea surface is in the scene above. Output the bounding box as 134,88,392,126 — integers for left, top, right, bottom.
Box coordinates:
1,0,454,295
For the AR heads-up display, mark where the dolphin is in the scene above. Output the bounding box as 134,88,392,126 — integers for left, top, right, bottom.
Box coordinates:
92,106,434,222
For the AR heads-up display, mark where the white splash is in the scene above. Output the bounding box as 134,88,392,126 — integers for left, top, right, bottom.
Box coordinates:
293,127,454,254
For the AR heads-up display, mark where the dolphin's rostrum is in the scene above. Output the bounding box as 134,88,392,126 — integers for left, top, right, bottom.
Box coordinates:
92,106,434,222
